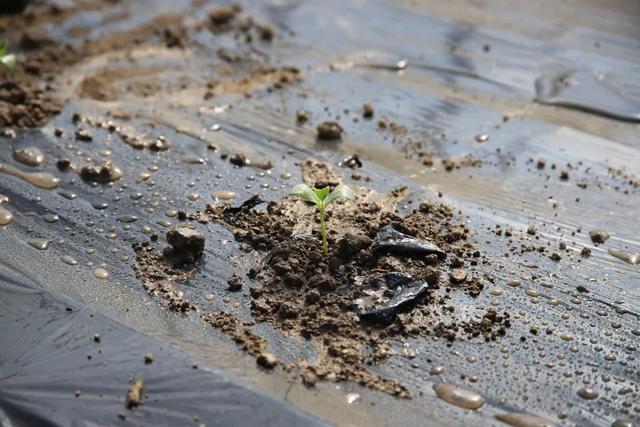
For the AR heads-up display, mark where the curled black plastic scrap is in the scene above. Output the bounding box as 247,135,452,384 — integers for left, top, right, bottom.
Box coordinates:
222,195,265,222
354,272,434,324
372,224,446,259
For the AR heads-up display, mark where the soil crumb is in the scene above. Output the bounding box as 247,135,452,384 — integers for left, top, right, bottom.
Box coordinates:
125,379,144,410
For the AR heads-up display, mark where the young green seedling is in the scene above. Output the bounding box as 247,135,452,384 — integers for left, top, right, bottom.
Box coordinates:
289,183,356,256
0,40,16,72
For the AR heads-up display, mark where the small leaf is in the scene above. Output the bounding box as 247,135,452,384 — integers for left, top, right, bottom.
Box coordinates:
1,54,15,72
0,39,6,55
314,186,329,201
289,183,321,205
324,184,356,206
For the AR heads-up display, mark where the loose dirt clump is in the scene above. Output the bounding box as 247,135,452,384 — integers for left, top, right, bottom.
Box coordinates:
79,160,123,183
0,80,62,127
165,224,205,263
203,66,302,99
316,120,343,140
132,241,195,312
186,159,504,397
125,379,144,410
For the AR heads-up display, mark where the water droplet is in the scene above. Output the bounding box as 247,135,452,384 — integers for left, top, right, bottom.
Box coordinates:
577,387,599,400
204,293,215,301
280,172,292,179
61,255,78,266
165,209,178,217
0,163,60,189
608,249,639,265
560,333,574,342
0,195,13,225
507,279,521,287
495,412,555,427
182,155,206,165
475,133,489,143
213,191,236,200
43,214,59,223
433,383,485,410
187,193,200,201
490,289,503,296
612,419,633,427
346,392,361,404
93,268,109,279
117,215,139,223
59,191,77,200
430,365,445,375
26,238,50,250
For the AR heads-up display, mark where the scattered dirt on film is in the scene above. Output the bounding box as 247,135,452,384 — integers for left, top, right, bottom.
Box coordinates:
181,160,507,396
0,2,288,128
132,241,196,313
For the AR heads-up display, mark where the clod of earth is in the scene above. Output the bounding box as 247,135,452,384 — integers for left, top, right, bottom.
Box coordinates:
354,272,436,324
316,121,343,140
79,161,123,183
165,224,205,262
256,352,278,369
74,128,92,142
296,109,309,123
363,103,374,118
144,353,154,365
125,379,144,410
589,229,609,244
208,4,241,26
227,273,243,291
372,224,446,259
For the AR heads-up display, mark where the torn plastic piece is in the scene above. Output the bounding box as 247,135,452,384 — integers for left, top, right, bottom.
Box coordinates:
372,225,446,259
354,272,434,323
223,195,265,222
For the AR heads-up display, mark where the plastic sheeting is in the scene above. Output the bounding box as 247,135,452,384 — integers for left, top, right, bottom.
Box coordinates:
0,262,327,427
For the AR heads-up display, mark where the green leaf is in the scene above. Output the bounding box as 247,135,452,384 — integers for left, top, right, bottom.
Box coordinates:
314,186,329,201
0,39,6,56
324,184,356,206
1,54,15,72
289,183,321,205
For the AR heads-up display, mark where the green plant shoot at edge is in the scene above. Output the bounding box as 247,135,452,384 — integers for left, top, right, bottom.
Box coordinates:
0,40,16,72
289,183,356,256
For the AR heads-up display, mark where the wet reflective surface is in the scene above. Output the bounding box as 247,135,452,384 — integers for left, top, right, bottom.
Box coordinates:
0,0,639,426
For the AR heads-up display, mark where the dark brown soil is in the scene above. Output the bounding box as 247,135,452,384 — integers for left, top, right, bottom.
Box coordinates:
180,160,506,397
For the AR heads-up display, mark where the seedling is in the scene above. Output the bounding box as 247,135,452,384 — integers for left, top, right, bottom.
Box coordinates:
0,40,16,72
289,183,356,256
